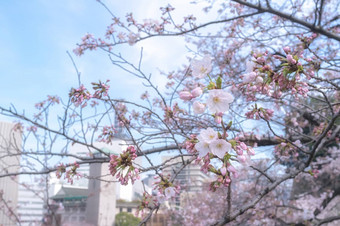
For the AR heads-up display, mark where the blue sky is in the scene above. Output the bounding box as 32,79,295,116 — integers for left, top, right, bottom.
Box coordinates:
0,0,205,170
0,0,203,116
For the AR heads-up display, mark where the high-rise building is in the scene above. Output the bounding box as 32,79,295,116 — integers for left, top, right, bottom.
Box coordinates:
161,156,210,207
161,156,210,192
17,180,45,225
0,121,22,226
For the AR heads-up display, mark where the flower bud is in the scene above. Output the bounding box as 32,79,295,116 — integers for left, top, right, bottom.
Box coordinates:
255,76,263,83
179,91,192,101
191,87,203,98
287,54,297,64
220,166,227,176
283,46,291,54
214,115,222,124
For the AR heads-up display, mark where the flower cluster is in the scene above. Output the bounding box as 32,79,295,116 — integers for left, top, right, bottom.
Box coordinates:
13,122,24,133
163,102,185,123
34,95,60,110
92,80,110,99
56,162,82,185
27,125,37,133
274,140,302,158
245,105,274,121
179,87,203,101
69,85,92,108
153,174,180,203
97,125,116,144
239,45,315,101
209,167,231,191
183,134,197,154
179,56,234,118
73,33,98,56
195,127,232,158
136,192,159,217
109,146,140,185
232,139,255,163
56,163,66,179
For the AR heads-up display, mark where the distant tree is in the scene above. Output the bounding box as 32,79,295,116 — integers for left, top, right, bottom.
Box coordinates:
115,212,140,226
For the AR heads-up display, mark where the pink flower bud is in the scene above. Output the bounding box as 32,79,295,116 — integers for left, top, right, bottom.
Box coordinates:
227,165,237,174
179,91,192,101
255,76,263,83
236,148,243,155
283,46,291,54
287,54,296,64
220,167,227,176
191,87,203,98
247,147,255,156
215,115,222,124
240,142,247,150
238,155,246,163
256,57,265,64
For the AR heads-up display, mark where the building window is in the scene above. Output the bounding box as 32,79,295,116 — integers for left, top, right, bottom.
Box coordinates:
119,207,123,212
127,207,132,213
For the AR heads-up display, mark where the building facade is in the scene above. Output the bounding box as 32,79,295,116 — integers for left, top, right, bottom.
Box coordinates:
0,122,22,225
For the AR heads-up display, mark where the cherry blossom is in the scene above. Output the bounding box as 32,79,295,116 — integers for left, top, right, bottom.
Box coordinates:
206,89,234,113
193,101,205,114
197,127,218,143
209,139,231,158
191,55,212,78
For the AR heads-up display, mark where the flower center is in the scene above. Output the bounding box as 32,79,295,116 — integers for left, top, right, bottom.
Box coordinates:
217,143,223,149
200,66,207,74
213,96,220,103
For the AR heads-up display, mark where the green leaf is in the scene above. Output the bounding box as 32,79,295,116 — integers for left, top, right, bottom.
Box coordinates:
216,76,222,89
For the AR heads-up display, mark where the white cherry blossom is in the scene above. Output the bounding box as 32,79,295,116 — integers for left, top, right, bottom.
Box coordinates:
164,187,176,199
193,101,205,114
195,140,210,157
191,55,212,78
209,139,231,158
197,127,218,143
207,89,234,113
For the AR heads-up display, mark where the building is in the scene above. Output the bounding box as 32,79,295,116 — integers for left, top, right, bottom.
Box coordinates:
162,156,210,192
161,156,210,207
17,180,45,225
50,185,88,224
49,137,143,226
85,160,117,226
0,122,22,225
